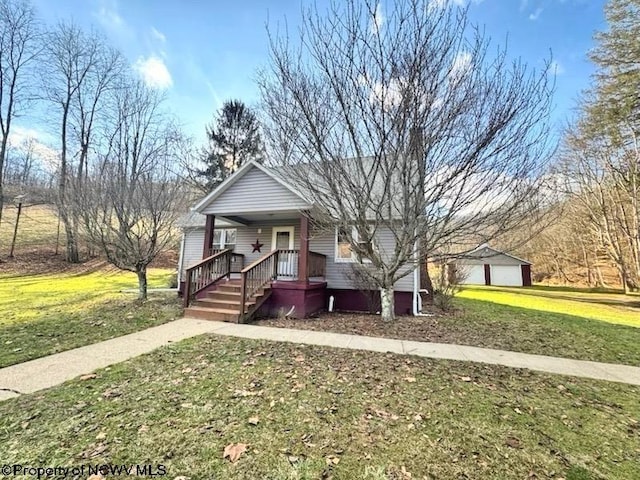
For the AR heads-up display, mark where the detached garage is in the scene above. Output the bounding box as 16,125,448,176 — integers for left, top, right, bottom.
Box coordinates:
451,244,532,287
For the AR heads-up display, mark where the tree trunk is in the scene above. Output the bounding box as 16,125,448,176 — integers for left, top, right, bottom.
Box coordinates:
137,267,148,301
8,202,22,257
619,266,629,294
380,286,395,322
59,207,80,263
0,183,4,229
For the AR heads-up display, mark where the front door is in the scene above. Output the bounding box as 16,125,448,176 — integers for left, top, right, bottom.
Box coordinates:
272,226,296,278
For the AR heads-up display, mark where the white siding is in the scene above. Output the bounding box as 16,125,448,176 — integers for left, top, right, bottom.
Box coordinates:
308,226,415,292
460,265,486,285
491,265,523,286
179,220,415,292
234,221,301,266
179,221,300,274
179,229,205,280
201,167,310,214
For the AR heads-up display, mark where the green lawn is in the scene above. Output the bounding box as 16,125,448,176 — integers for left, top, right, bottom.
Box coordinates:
458,285,640,327
1,335,638,479
0,269,182,367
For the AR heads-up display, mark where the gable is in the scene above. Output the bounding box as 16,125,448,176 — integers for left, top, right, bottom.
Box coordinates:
456,247,531,266
199,165,311,215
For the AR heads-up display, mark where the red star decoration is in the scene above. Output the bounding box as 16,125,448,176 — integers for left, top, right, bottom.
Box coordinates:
251,239,263,253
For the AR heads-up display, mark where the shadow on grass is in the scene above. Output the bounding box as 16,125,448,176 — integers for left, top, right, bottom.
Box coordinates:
526,285,626,295
0,293,182,368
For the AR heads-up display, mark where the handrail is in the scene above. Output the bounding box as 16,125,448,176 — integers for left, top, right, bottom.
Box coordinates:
184,249,237,308
240,250,279,322
309,251,327,278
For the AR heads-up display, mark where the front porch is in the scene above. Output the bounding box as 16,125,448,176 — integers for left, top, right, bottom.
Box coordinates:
182,213,328,322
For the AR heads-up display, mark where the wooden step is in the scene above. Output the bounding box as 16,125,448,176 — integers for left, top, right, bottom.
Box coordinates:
216,283,242,293
184,306,240,322
193,297,255,311
207,290,242,301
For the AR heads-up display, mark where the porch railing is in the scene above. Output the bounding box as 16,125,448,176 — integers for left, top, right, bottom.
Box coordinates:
209,248,243,273
276,249,298,279
309,251,327,277
183,249,245,307
239,250,279,321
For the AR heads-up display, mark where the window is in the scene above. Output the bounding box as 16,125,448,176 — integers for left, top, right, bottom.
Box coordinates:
335,226,375,263
212,229,237,250
336,227,354,262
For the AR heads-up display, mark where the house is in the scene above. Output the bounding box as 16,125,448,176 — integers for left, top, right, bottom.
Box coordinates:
450,244,532,287
177,160,420,322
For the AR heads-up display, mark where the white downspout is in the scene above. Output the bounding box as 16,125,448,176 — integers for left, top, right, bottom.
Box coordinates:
413,236,433,317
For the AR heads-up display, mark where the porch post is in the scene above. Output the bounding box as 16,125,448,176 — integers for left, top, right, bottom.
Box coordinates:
203,214,215,258
298,214,309,283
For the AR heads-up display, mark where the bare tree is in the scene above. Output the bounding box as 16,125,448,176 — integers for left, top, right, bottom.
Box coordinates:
259,0,554,320
44,22,122,263
0,0,40,228
77,80,186,300
557,124,640,292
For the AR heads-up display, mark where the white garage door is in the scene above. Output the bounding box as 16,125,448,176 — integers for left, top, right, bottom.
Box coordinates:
491,265,522,286
461,265,486,285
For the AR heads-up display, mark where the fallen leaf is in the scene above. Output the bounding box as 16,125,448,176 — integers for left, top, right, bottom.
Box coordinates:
223,443,248,463
102,389,121,399
401,465,412,478
248,417,260,426
461,376,472,382
505,436,522,449
325,455,340,465
89,444,107,457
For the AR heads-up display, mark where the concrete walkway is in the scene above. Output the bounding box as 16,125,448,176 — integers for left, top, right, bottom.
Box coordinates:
2,318,639,402
0,318,219,401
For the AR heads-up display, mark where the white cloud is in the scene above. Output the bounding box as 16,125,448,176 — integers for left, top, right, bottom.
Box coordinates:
8,126,59,171
550,60,565,75
150,27,166,44
429,0,482,7
529,8,543,20
95,0,124,30
133,55,173,89
450,51,472,82
369,78,403,107
370,3,384,34
429,0,464,8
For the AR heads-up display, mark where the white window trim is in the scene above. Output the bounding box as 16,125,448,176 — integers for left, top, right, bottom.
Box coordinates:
212,228,237,250
271,226,295,250
334,226,373,264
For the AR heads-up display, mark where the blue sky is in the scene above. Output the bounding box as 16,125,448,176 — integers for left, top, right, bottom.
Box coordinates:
28,0,606,146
